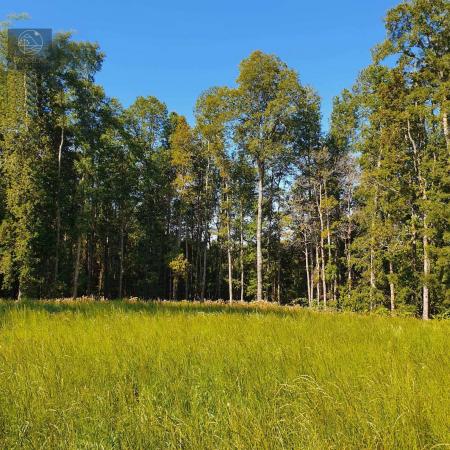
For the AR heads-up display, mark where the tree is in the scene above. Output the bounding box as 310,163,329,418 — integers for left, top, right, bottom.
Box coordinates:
375,0,450,320
195,86,236,302
234,51,313,301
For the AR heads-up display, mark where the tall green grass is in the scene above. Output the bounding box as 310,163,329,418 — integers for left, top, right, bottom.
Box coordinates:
0,300,448,449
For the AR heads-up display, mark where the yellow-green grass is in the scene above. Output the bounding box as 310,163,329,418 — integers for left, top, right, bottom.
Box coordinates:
0,300,448,449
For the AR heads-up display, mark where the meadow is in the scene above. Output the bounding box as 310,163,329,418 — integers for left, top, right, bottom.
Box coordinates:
0,299,448,449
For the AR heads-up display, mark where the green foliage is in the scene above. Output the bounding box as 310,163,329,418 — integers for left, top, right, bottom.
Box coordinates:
0,2,448,315
346,0,450,317
168,253,190,277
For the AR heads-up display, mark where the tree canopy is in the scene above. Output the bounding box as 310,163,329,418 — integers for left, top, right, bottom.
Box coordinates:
0,0,448,319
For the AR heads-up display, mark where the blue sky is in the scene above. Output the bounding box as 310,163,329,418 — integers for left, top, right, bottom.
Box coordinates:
2,0,399,130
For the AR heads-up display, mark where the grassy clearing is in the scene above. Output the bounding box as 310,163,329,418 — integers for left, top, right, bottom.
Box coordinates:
0,300,448,449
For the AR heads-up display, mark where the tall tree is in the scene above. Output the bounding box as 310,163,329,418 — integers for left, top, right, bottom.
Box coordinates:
234,51,313,301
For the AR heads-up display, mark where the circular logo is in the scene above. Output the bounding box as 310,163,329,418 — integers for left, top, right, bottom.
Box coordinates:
17,30,44,55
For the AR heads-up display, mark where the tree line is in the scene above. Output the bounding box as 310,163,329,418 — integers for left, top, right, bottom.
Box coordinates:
0,0,448,318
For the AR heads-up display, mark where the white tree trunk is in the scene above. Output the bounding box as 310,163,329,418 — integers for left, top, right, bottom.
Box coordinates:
54,125,64,285
256,162,264,301
389,260,395,312
317,184,327,307
407,118,430,320
443,111,449,153
315,244,320,306
201,157,211,301
226,188,233,303
369,246,375,310
422,217,430,320
240,203,244,302
305,242,311,306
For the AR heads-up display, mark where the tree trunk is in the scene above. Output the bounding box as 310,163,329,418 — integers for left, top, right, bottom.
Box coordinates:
185,238,189,300
346,195,352,302
422,217,430,320
87,231,94,296
304,242,311,307
227,228,233,303
201,234,208,301
277,263,281,303
190,236,195,297
256,161,264,301
315,244,320,306
23,71,28,123
54,125,64,286
72,236,82,299
217,239,222,299
346,240,352,301
240,202,244,302
325,185,334,302
369,246,375,310
369,150,382,310
201,156,211,301
173,276,178,300
407,118,430,320
317,184,327,307
195,226,201,298
389,260,395,312
118,223,124,299
333,247,338,304
310,249,315,306
104,235,110,298
226,186,233,303
443,111,449,153
98,261,104,297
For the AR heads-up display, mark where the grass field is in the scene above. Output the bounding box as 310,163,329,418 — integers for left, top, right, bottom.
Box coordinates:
0,300,448,449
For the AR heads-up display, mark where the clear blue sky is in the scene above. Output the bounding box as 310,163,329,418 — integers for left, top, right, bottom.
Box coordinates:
3,0,399,130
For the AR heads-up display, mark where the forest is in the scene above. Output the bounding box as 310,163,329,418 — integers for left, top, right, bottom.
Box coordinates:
0,1,449,448
0,0,449,319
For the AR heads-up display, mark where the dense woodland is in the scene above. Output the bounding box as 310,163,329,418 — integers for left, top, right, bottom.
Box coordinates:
0,0,448,318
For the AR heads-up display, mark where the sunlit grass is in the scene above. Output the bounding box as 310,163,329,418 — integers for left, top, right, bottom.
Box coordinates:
0,299,448,449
